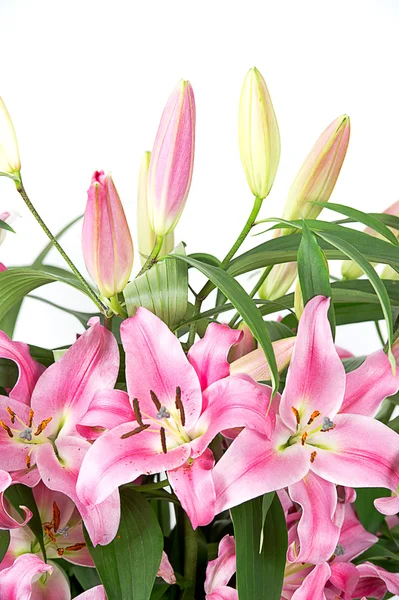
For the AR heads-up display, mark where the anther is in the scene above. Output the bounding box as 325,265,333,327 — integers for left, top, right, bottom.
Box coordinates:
65,543,86,552
321,417,335,432
120,424,150,439
150,390,161,411
44,525,57,543
0,420,13,438
26,454,31,469
6,407,15,424
53,501,61,533
307,410,320,425
34,417,52,436
291,407,300,425
28,409,34,428
57,548,64,556
19,427,32,441
301,432,308,446
310,451,317,463
156,406,171,419
160,427,167,454
133,398,144,427
175,387,185,427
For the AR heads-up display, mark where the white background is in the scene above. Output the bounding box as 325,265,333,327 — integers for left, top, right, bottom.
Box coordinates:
0,0,398,358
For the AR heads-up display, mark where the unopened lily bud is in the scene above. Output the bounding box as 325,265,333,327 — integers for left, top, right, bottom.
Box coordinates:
0,98,20,178
137,151,174,266
238,67,280,200
82,171,134,297
230,336,295,381
228,322,257,362
0,211,18,245
342,199,399,280
283,115,350,223
294,279,304,319
259,262,298,301
148,80,195,236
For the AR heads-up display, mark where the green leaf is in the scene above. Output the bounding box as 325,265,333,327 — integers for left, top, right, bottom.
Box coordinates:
312,201,399,245
84,488,163,600
124,243,188,330
150,582,170,600
0,301,23,338
259,492,275,552
297,222,335,336
72,565,101,591
0,267,92,322
231,494,287,600
4,484,47,560
168,255,279,394
0,530,10,562
315,230,394,362
355,488,391,534
0,219,15,233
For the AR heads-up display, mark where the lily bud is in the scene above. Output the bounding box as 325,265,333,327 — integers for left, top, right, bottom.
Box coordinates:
137,151,174,266
230,336,295,382
294,278,304,319
282,115,350,223
147,80,195,236
342,199,399,280
0,98,21,178
228,322,257,362
259,261,298,301
238,67,280,200
82,171,134,297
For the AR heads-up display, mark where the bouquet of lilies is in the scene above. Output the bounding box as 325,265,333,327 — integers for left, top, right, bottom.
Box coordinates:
1,67,399,600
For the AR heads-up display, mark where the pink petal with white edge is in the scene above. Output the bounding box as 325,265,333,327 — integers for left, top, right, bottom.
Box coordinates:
288,472,340,564
291,563,331,600
207,588,238,600
121,307,202,428
169,449,216,529
0,470,32,529
374,493,399,515
341,349,399,416
280,296,345,431
10,467,41,487
0,554,52,600
188,375,275,458
329,562,359,597
355,562,399,597
30,560,71,600
0,331,44,405
75,586,107,600
31,320,119,437
309,413,399,491
188,323,242,391
230,337,295,382
157,551,176,584
214,421,311,514
336,503,377,561
205,535,236,594
77,389,134,440
77,422,190,506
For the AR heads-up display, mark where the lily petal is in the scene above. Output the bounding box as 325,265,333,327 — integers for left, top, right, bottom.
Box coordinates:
121,307,202,428
329,562,359,597
0,331,44,405
169,449,216,529
77,389,134,440
206,588,238,600
75,586,107,600
341,350,399,416
280,296,345,430
355,562,399,598
291,563,331,600
0,396,32,471
205,535,236,594
336,503,377,561
188,323,242,391
0,469,32,529
0,554,52,600
288,472,340,564
157,551,176,584
30,560,71,600
374,493,399,515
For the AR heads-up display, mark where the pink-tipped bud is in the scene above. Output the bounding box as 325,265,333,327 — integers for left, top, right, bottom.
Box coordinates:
230,336,295,381
283,115,350,223
147,80,196,236
82,171,134,297
228,322,257,362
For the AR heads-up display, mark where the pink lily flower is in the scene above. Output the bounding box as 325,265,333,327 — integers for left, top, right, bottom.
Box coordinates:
0,553,70,600
76,308,275,528
205,535,237,600
0,321,121,545
0,481,92,570
213,296,399,562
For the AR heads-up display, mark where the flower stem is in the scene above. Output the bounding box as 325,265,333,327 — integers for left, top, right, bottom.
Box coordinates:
15,178,107,314
109,294,128,318
182,513,198,600
228,264,273,328
187,196,263,345
136,235,164,277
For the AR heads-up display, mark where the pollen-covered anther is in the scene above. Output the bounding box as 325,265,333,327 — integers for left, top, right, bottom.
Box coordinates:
34,417,52,436
65,543,86,552
0,420,13,438
150,390,162,411
120,424,150,439
301,432,308,446
291,406,300,425
28,409,34,428
6,406,15,424
26,453,31,469
160,427,167,454
53,501,61,533
175,386,185,426
307,410,321,425
133,398,144,427
44,525,56,544
310,450,317,463
57,548,64,557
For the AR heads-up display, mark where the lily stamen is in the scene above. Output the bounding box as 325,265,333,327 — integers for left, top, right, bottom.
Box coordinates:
34,417,53,436
6,406,15,423
0,420,13,438
307,410,321,425
160,427,167,454
133,398,144,427
120,424,150,439
175,386,185,426
150,390,162,411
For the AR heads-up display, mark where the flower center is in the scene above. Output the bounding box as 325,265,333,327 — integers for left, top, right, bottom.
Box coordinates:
42,500,86,557
285,406,336,463
0,407,53,468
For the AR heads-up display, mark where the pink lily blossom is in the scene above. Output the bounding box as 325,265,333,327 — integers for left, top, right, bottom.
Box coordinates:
0,469,32,529
205,535,237,600
213,295,399,562
0,321,121,546
76,308,275,529
0,553,69,600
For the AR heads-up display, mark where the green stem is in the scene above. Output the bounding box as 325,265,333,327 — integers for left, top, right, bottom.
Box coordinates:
109,294,127,318
136,235,164,277
187,196,263,345
375,320,385,347
182,513,198,600
104,316,113,331
228,264,273,328
15,178,107,313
